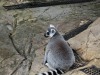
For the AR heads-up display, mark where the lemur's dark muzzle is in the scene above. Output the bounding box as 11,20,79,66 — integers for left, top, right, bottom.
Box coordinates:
44,33,49,38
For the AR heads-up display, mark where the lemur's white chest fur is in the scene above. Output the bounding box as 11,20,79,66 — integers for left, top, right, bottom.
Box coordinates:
38,24,75,75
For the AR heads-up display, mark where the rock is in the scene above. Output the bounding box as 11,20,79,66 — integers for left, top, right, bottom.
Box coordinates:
68,18,100,61
29,47,48,75
0,24,24,75
65,58,100,75
67,18,100,75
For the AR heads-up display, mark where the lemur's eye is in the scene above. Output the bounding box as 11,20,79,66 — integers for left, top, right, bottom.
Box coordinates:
51,29,55,33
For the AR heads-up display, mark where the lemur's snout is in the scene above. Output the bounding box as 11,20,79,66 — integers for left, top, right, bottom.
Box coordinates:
44,32,49,38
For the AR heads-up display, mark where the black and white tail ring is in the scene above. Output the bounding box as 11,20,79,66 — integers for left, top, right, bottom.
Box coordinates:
38,69,64,75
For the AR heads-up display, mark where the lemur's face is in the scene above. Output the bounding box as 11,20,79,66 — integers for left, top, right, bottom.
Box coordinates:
44,24,56,38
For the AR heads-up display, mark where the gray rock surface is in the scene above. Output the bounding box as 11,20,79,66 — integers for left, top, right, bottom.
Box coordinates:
66,18,100,75
0,24,24,75
68,18,100,61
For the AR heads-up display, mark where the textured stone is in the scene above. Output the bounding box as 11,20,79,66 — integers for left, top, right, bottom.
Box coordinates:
68,18,100,61
0,24,24,75
67,18,100,75
29,47,47,75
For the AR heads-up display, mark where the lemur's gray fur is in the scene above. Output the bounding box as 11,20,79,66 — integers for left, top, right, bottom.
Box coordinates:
38,24,75,75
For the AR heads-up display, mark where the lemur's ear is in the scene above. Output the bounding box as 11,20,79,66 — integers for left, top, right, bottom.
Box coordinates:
50,24,55,28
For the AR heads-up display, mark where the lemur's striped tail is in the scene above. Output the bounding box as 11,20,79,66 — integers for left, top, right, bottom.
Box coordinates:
38,69,65,75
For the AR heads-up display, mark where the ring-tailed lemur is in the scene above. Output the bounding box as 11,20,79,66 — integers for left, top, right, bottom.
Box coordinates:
38,24,75,75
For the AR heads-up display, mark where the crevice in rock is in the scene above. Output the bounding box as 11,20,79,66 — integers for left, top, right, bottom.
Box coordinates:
89,58,100,63
80,65,100,75
45,9,65,21
63,20,93,40
0,54,15,64
3,0,95,10
10,58,33,75
90,29,97,39
85,30,91,57
70,49,88,70
28,60,33,75
9,32,34,75
9,33,24,57
10,58,26,75
34,7,50,22
27,38,33,56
